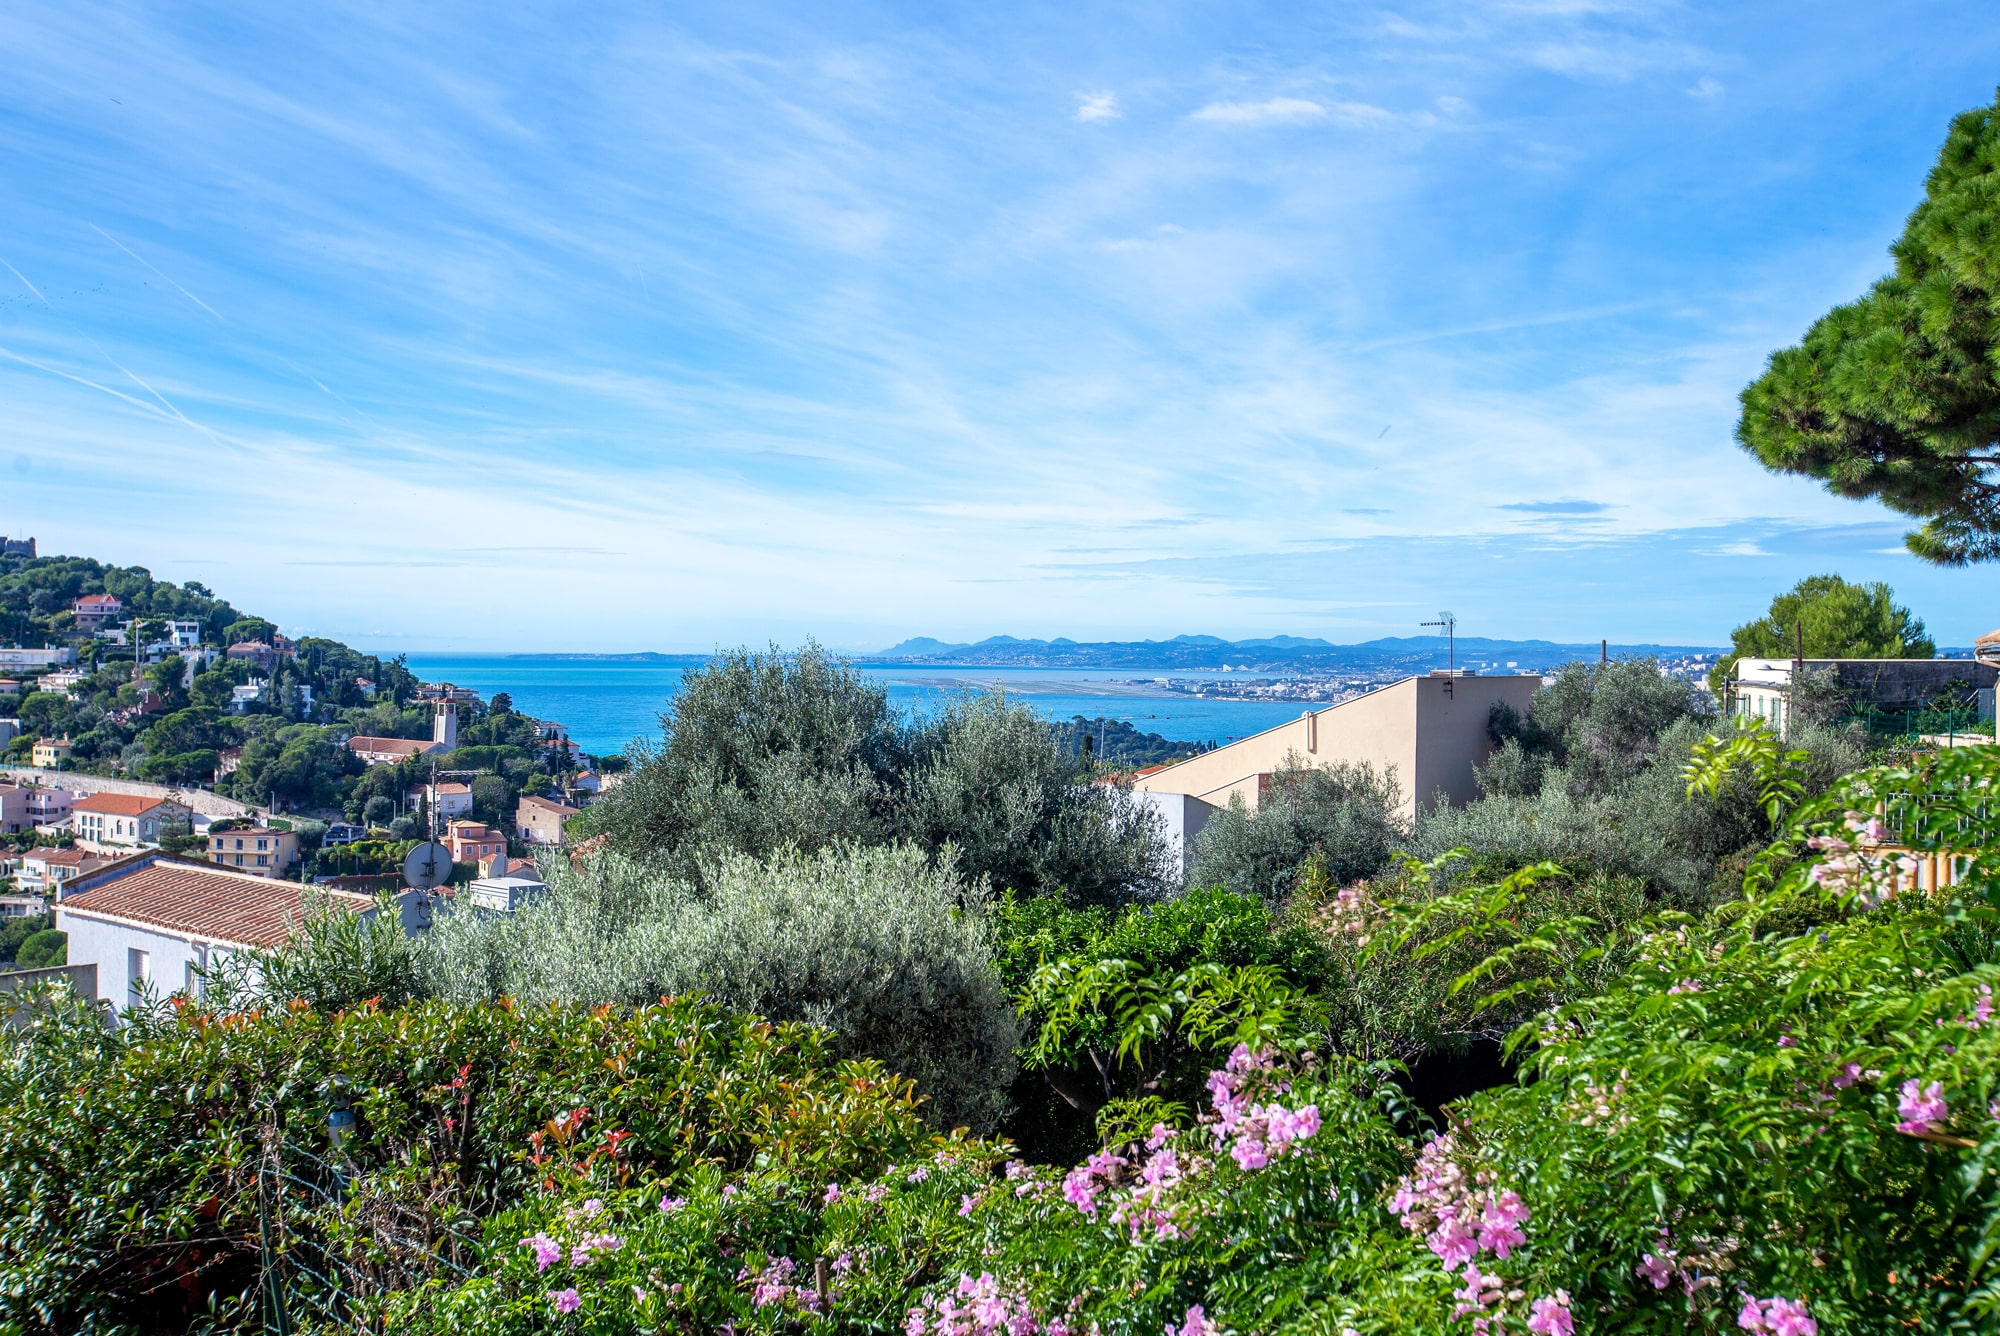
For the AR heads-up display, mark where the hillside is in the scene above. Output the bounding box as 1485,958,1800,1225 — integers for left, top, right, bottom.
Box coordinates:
0,550,576,838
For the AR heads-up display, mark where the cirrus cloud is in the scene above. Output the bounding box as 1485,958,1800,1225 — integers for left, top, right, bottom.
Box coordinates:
1075,90,1119,122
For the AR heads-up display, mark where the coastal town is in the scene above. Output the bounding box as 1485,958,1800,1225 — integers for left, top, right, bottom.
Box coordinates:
0,541,619,972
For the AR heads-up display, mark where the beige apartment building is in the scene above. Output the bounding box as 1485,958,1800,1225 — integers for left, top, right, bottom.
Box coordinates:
207,827,301,877
1131,672,1541,822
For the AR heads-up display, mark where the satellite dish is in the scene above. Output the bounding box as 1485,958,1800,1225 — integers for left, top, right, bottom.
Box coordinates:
401,840,454,891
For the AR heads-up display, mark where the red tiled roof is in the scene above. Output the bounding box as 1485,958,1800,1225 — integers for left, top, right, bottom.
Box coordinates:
26,847,108,868
73,792,178,817
347,736,434,756
520,795,580,817
58,854,374,949
75,595,121,607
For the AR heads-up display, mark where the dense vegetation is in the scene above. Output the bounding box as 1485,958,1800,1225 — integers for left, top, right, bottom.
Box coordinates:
7,741,2000,1334
585,645,1171,905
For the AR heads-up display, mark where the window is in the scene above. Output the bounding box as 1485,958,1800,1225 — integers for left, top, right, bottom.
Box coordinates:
127,948,150,1010
234,855,244,867
256,855,268,866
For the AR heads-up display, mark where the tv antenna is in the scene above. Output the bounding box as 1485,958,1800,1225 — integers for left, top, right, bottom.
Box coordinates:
1422,612,1457,697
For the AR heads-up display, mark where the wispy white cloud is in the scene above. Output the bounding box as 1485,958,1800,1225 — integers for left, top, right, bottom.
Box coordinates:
1190,96,1332,126
1074,90,1119,122
0,0,1988,649
1687,76,1725,99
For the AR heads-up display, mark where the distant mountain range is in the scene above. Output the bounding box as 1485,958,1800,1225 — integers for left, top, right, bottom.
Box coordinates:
872,634,1723,672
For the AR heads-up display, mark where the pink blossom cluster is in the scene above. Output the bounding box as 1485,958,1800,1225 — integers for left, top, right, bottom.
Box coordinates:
520,1225,621,1273
547,1287,581,1314
1392,1133,1548,1332
1167,1303,1217,1336
1632,1236,1718,1296
1207,1045,1320,1170
1390,1135,1529,1271
569,1232,623,1265
1524,1291,1573,1336
904,1272,1065,1336
1323,884,1377,939
749,1255,823,1312
1666,978,1703,995
1805,826,1917,908
1061,1148,1126,1217
1737,1294,1817,1335
1110,1143,1192,1242
1896,1080,1950,1136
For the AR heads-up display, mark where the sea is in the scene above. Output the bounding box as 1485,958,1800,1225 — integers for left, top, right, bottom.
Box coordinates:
397,655,1312,759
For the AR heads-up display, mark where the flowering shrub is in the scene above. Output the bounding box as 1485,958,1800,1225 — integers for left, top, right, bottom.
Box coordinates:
0,992,935,1332
15,750,2000,1335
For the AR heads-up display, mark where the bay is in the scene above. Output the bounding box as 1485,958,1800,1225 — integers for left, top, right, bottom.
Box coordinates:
397,654,1312,759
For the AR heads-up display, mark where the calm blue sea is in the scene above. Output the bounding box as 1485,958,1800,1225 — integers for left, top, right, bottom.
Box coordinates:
396,655,1309,758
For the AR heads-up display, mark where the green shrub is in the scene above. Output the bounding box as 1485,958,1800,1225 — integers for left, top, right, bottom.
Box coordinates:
420,843,1019,1133
895,690,1171,905
14,929,64,969
1189,759,1405,903
0,991,937,1334
586,645,1171,905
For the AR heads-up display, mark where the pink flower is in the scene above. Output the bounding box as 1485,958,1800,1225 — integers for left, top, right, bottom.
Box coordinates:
520,1233,560,1272
959,1193,978,1218
1777,1034,1797,1048
1062,1168,1099,1216
1637,1253,1675,1289
1831,1063,1862,1089
907,1166,931,1182
1170,1304,1217,1336
824,1183,843,1204
1739,1294,1817,1335
1428,1214,1479,1269
1230,1137,1269,1171
1525,1292,1573,1336
723,1183,740,1198
1764,1298,1818,1336
1896,1080,1950,1135
548,1288,581,1314
1476,1193,1528,1257
1147,1123,1173,1151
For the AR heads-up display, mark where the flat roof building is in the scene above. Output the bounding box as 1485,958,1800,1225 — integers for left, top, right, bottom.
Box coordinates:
1131,672,1541,823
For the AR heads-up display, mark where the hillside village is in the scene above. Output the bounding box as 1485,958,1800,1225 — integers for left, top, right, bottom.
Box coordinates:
0,542,613,967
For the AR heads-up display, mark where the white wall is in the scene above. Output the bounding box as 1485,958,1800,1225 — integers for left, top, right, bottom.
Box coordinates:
55,911,226,1015
1132,790,1215,881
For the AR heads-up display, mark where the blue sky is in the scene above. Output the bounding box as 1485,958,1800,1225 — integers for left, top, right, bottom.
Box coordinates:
3,2,1999,652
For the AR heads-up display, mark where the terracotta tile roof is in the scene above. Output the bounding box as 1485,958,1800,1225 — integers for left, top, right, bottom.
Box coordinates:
58,854,375,949
74,595,120,607
25,847,108,869
347,735,435,756
520,794,580,817
73,792,178,817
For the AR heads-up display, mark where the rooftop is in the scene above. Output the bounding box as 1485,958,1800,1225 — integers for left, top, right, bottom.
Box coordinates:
73,792,178,817
59,853,374,949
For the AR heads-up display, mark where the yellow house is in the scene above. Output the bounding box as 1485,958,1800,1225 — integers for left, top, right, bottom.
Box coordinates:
31,736,73,768
207,827,301,877
1131,672,1542,822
